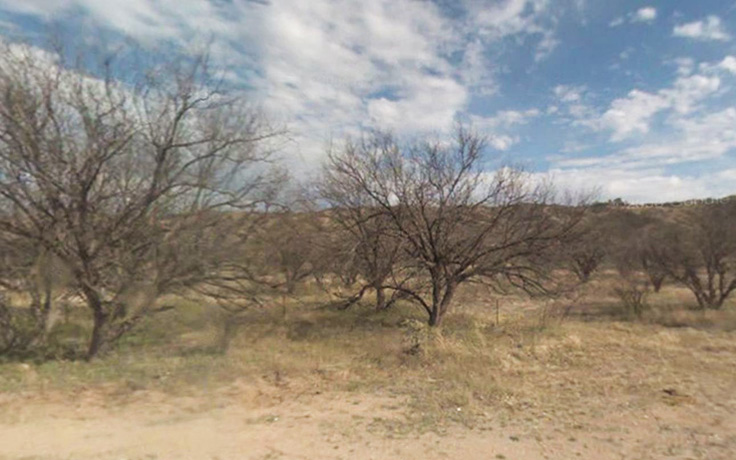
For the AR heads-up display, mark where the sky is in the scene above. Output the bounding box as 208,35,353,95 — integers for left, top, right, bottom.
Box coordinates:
0,0,735,203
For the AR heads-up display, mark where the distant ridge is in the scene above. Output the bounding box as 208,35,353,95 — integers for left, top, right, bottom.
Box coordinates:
592,195,736,209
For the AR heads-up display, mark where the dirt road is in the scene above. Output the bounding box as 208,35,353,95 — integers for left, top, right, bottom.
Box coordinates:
2,379,734,460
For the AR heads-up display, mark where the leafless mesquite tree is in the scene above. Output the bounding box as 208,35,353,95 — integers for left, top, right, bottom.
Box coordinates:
567,226,606,283
0,233,70,355
322,127,586,326
611,243,652,318
318,149,405,311
640,251,666,292
601,208,667,292
0,43,283,359
649,203,736,310
636,230,668,293
257,209,327,295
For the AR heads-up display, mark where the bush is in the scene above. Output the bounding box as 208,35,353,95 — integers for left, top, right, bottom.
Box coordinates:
0,303,44,358
613,281,650,319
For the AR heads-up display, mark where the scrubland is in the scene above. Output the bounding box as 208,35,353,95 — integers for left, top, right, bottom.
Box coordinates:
1,40,735,460
2,273,735,460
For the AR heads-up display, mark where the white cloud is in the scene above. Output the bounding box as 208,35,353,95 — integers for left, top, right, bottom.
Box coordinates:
470,108,541,151
661,74,721,114
488,134,518,151
535,30,560,62
9,1,732,204
367,76,468,133
468,0,549,38
559,140,591,154
632,7,657,23
674,16,731,41
241,0,474,167
546,104,736,202
0,0,236,44
465,0,561,62
600,90,670,141
0,0,567,171
552,85,602,128
719,56,736,74
609,17,625,28
554,85,584,103
586,71,720,141
558,107,736,174
538,167,736,203
479,109,541,127
548,54,736,201
610,7,657,27
671,57,696,76
458,38,498,96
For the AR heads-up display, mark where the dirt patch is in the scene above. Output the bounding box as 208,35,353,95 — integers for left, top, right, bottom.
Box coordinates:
2,370,735,460
2,291,736,460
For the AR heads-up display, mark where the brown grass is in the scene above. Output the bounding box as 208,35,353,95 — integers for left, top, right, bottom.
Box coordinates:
2,275,735,435
2,276,736,459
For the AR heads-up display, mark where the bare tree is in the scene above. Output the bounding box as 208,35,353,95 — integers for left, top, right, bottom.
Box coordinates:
0,42,283,359
317,154,404,311
610,240,651,318
639,239,667,293
259,209,324,294
649,203,736,310
0,234,53,355
322,127,586,326
612,279,650,319
599,208,666,292
567,227,606,283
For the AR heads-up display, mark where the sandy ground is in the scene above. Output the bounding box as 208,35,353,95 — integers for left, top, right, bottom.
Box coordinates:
3,292,736,460
1,376,735,460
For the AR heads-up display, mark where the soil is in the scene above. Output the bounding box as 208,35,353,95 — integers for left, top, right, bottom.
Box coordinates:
1,373,734,460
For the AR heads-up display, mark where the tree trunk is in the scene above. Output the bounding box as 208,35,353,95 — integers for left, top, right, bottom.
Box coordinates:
286,275,297,294
217,313,239,354
428,283,457,327
428,306,442,326
651,275,664,293
375,286,387,311
84,285,108,360
439,284,456,317
338,284,370,310
86,309,107,360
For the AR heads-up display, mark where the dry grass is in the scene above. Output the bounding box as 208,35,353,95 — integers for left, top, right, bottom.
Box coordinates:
1,277,736,438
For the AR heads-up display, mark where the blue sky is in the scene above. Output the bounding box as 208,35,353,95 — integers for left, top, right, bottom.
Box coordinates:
0,0,735,203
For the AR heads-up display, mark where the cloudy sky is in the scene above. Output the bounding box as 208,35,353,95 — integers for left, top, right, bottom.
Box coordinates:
0,0,735,203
